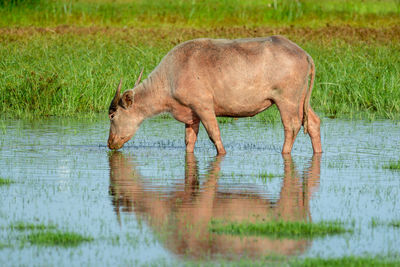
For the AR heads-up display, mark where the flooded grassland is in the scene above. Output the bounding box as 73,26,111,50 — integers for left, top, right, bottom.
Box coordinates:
0,117,399,266
1,0,400,265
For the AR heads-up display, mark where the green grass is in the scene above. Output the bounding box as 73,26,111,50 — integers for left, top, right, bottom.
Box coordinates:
309,43,400,120
7,222,93,247
0,242,10,249
25,230,93,247
1,0,399,28
209,219,350,239
1,0,399,120
0,177,14,186
1,33,399,120
292,257,400,267
389,221,400,228
370,218,400,228
383,160,400,170
258,171,281,180
183,256,400,267
10,222,56,231
0,34,164,118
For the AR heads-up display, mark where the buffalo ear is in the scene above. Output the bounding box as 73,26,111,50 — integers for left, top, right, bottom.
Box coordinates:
121,90,135,108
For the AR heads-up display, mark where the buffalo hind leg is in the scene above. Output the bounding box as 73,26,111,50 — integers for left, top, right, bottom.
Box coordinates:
185,118,200,153
307,108,322,153
278,106,302,154
194,107,226,155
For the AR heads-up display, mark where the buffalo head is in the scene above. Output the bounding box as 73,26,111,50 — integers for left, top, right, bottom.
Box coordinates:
107,69,144,150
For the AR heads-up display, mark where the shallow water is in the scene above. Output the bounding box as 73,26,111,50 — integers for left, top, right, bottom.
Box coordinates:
0,117,399,266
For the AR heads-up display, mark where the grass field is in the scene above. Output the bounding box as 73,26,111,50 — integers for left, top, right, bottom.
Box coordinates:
1,0,400,27
1,0,399,120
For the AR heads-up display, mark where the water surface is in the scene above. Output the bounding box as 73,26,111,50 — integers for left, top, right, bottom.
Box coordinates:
0,117,399,266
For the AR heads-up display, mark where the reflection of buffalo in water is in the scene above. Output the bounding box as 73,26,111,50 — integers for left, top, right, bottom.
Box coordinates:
108,152,321,259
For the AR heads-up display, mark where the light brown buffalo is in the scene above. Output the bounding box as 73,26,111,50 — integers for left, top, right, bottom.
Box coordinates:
108,36,322,154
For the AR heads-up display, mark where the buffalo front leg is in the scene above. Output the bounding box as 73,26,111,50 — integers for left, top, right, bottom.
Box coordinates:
282,122,302,154
194,108,226,155
278,105,302,154
185,119,200,153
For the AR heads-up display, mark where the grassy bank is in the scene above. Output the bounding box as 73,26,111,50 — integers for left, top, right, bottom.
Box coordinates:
1,0,399,120
1,0,399,28
1,29,399,120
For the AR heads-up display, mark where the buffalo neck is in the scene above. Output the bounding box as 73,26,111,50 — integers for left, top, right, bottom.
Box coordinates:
131,71,168,119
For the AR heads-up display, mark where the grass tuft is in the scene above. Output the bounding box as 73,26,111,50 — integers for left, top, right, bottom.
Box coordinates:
0,242,9,249
371,218,400,228
10,222,56,231
258,172,281,181
26,230,93,247
389,221,400,228
209,219,350,239
0,177,14,186
293,256,400,267
383,160,400,170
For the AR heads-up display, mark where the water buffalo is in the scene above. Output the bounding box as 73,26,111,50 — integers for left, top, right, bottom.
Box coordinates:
107,36,322,154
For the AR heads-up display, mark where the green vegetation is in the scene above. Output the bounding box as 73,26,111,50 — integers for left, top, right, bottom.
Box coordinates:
209,219,350,238
383,160,400,170
26,231,93,247
258,171,281,180
10,222,56,231
7,222,93,247
0,242,9,249
0,178,14,186
183,255,400,267
292,256,400,267
371,217,380,227
389,221,400,228
1,31,399,120
1,0,399,120
0,34,162,118
1,0,399,28
370,218,400,228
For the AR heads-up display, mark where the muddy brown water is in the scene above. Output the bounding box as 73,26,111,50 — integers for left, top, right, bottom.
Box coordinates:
0,117,399,265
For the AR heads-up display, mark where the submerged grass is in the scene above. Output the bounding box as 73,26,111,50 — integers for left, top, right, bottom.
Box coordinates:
25,231,93,247
209,219,350,239
389,221,400,228
293,257,400,267
0,242,9,249
7,222,93,247
183,256,400,267
258,171,281,180
383,160,400,170
10,222,56,231
370,218,400,228
0,178,14,186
